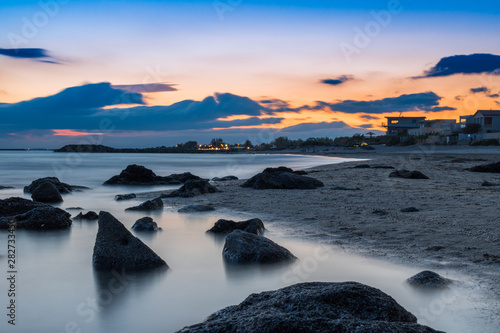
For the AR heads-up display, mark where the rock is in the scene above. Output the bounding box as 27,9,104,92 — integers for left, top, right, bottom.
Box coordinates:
31,182,63,203
125,197,164,211
177,282,443,333
132,217,161,231
389,169,429,179
361,145,376,150
66,207,83,210
24,177,88,194
0,197,46,217
331,186,361,191
115,193,137,201
241,167,323,190
207,218,265,235
178,205,215,213
353,164,371,168
104,164,202,185
212,175,239,181
223,230,296,264
426,246,445,251
0,186,14,190
372,209,388,216
407,271,452,288
74,211,99,220
371,165,396,169
466,161,500,173
92,211,167,271
0,205,72,230
481,181,499,187
163,179,219,198
401,207,419,213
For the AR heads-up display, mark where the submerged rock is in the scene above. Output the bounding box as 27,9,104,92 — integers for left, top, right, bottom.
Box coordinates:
115,193,136,201
104,164,202,185
24,177,88,194
241,167,323,190
31,182,63,203
177,282,443,333
132,217,161,231
0,205,72,230
178,205,215,213
208,218,265,235
74,211,99,220
164,179,219,198
92,211,167,271
389,169,429,179
212,175,239,181
467,161,500,173
407,271,452,288
223,230,296,264
125,198,164,211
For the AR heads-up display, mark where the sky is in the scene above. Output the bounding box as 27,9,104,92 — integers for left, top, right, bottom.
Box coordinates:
1,0,500,148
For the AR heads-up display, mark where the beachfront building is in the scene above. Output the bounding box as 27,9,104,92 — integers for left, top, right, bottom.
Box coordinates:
383,117,426,136
407,119,458,136
458,110,500,143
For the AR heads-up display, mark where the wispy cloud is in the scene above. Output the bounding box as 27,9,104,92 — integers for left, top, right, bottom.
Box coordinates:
320,75,354,86
0,48,60,64
415,53,500,78
112,83,178,94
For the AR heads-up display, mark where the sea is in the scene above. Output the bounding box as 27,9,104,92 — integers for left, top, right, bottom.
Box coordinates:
0,151,494,333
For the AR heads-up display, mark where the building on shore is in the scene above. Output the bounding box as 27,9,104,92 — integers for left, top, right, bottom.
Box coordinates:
383,117,426,136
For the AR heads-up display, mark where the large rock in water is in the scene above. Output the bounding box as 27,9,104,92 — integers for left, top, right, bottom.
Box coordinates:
92,211,167,271
208,218,265,235
132,217,161,231
223,230,296,264
125,198,164,211
31,182,64,203
24,177,88,194
0,197,46,217
0,205,72,230
407,271,452,288
163,179,219,198
177,282,443,333
389,169,429,179
104,164,201,185
241,167,323,189
467,161,500,173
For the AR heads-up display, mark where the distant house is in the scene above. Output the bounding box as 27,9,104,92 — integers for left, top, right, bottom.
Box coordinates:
384,117,426,136
408,119,458,136
472,110,500,133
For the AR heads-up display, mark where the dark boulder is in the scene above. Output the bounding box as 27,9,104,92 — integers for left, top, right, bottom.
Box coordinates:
0,206,72,230
92,211,167,271
241,167,323,190
223,230,296,264
74,211,99,220
104,164,202,185
407,271,452,288
212,175,239,181
115,193,136,201
467,161,500,173
401,207,419,213
24,177,88,194
178,205,215,213
132,217,161,231
177,282,443,333
125,197,164,211
169,172,203,183
389,169,429,179
31,182,63,203
66,207,84,210
208,218,265,235
163,179,219,198
0,197,46,217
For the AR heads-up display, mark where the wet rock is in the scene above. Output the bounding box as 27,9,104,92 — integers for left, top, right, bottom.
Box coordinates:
74,211,99,220
208,218,265,235
481,181,499,187
372,209,388,216
223,230,296,264
0,186,14,190
331,186,361,191
241,167,323,190
104,164,202,185
163,179,219,198
0,205,72,230
132,217,161,231
353,164,371,169
178,205,215,213
92,211,167,271
212,175,239,181
115,193,136,201
66,207,84,210
177,282,443,333
125,198,164,211
24,177,88,194
426,246,445,252
466,161,500,173
31,182,63,203
407,271,452,288
401,207,419,213
0,197,46,217
389,169,429,179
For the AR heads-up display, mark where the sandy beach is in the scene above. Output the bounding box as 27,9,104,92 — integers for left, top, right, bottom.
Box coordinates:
138,145,500,322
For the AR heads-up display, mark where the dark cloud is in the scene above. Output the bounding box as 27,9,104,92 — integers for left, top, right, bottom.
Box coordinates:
112,83,178,94
416,53,500,78
470,87,490,94
359,124,374,129
0,48,47,59
279,121,351,133
321,75,353,86
359,115,380,120
489,94,500,98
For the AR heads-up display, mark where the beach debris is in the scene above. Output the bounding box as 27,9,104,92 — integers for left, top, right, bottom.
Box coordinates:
178,205,215,213
241,167,323,190
389,169,429,179
104,164,202,185
407,270,452,288
31,181,64,203
401,207,419,213
163,179,220,198
125,197,164,211
466,161,500,173
0,198,71,230
211,175,239,181
115,193,137,200
132,217,161,231
74,211,99,220
177,282,443,333
24,176,88,194
92,211,167,271
223,230,296,264
207,218,265,235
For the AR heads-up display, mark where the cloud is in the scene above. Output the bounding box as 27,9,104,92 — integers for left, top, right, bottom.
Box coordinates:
359,115,380,120
0,48,60,64
416,53,500,78
321,75,353,86
112,83,178,94
489,94,500,98
470,87,490,94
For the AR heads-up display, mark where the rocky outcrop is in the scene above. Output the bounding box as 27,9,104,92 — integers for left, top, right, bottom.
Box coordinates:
92,211,167,271
212,176,239,181
407,271,452,288
223,230,296,264
132,217,161,231
178,205,215,213
389,170,429,179
115,193,136,201
177,282,443,333
125,198,164,211
163,179,219,198
104,164,201,185
0,204,72,230
241,167,323,190
207,218,265,235
0,197,46,217
74,211,99,220
467,161,500,173
24,177,88,194
31,182,64,203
